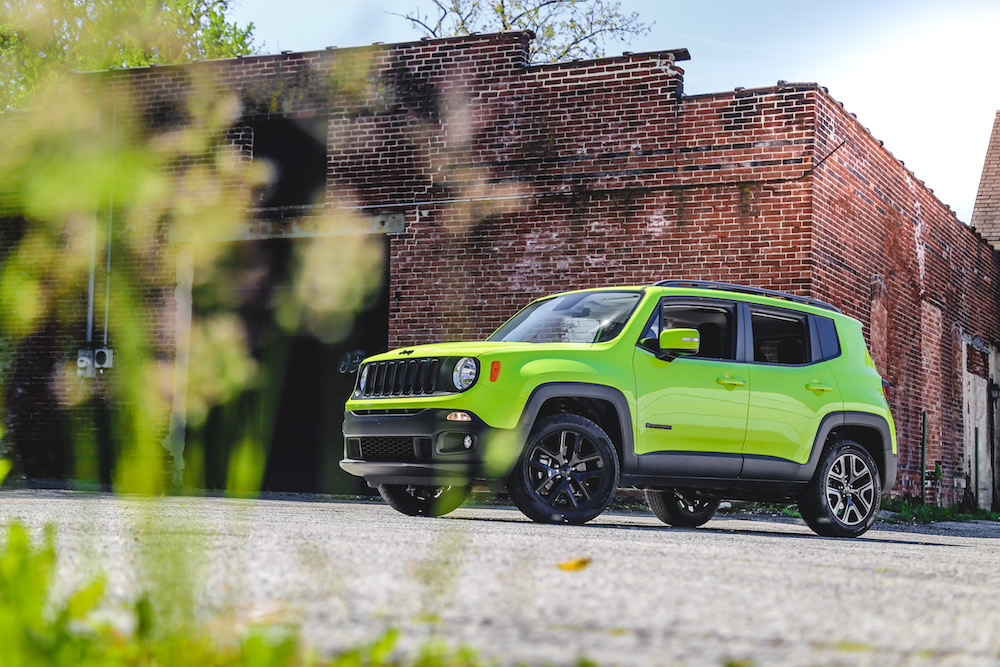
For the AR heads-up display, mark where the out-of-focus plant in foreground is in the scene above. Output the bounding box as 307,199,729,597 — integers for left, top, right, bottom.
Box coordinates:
0,520,490,666
0,1,535,664
0,0,400,662
0,0,384,492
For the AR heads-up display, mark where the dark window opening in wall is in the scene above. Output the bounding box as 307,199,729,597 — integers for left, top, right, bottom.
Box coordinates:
249,117,327,209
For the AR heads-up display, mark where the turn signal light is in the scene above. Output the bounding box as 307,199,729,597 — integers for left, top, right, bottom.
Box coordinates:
446,411,472,422
490,361,501,382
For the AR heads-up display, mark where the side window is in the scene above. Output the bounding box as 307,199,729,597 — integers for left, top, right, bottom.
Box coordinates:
815,316,841,361
751,309,809,365
654,303,736,360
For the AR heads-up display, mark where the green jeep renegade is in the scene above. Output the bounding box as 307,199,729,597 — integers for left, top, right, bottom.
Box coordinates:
341,281,897,538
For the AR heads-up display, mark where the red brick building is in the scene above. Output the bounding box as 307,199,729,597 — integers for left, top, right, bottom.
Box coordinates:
6,31,999,505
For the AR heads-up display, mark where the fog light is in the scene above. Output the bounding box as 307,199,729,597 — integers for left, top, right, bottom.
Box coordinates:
447,411,472,422
439,432,476,454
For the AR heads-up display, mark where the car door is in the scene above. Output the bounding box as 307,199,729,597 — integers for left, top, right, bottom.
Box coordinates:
740,305,844,474
633,299,749,478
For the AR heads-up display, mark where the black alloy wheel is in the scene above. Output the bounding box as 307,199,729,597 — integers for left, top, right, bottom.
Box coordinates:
377,483,471,517
508,414,620,524
645,488,721,527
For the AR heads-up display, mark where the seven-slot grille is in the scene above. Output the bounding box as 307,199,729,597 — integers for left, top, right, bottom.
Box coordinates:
360,358,440,397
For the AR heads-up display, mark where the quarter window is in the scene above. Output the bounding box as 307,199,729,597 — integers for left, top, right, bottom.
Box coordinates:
751,310,809,365
815,316,841,361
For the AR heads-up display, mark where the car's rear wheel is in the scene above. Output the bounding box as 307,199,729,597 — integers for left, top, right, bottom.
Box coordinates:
645,488,720,527
798,440,881,538
377,484,471,517
508,414,619,524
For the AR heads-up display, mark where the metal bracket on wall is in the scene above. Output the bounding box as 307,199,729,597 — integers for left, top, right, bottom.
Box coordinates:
370,213,405,234
235,211,405,240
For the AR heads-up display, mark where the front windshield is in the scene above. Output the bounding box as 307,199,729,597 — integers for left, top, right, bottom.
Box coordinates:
489,291,642,344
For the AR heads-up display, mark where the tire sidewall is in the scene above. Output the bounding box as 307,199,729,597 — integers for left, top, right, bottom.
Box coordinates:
378,484,470,517
799,440,881,538
645,488,720,527
508,414,620,524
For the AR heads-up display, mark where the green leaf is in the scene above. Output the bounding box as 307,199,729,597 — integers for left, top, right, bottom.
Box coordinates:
65,577,106,620
369,628,399,663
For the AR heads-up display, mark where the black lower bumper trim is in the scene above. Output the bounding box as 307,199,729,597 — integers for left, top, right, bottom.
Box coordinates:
339,460,484,487
341,408,496,484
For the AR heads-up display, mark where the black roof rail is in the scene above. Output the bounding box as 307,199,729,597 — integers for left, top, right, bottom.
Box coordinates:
653,280,841,314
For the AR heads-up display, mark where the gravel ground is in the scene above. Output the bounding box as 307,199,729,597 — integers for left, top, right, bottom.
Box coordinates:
1,489,999,666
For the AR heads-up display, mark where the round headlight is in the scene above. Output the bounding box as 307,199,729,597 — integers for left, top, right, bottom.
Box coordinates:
452,357,478,391
357,364,369,394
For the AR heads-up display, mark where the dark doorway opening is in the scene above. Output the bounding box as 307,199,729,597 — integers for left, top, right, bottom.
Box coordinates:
192,236,389,493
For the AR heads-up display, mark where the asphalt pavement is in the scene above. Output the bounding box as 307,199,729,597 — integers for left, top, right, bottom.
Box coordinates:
1,490,999,666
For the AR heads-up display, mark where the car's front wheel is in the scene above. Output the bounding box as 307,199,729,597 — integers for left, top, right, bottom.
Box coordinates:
645,488,720,527
377,484,471,517
798,440,881,538
508,414,620,524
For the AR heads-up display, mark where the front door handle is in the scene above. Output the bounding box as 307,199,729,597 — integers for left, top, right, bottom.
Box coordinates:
806,382,834,394
716,374,746,388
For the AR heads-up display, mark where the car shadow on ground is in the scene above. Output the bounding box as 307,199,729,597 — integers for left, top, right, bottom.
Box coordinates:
440,508,986,547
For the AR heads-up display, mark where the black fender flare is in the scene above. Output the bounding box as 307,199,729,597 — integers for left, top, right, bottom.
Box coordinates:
800,411,896,492
517,382,637,475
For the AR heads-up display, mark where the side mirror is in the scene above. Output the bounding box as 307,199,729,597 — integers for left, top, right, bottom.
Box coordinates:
657,328,700,360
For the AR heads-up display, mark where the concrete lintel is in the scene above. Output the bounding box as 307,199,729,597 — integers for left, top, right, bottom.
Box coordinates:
235,212,405,240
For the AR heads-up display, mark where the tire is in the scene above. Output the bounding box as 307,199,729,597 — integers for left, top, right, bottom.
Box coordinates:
508,414,620,524
377,484,471,517
645,488,720,527
798,440,881,538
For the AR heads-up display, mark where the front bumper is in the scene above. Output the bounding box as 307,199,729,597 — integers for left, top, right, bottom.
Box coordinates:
340,408,497,486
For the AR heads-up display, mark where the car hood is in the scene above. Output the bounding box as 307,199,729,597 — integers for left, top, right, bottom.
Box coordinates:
363,340,595,363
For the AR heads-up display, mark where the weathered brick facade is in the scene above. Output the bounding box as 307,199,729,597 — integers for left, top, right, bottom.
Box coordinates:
5,31,999,504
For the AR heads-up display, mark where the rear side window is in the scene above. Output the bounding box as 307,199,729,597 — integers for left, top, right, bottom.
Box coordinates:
751,309,809,365
815,316,841,360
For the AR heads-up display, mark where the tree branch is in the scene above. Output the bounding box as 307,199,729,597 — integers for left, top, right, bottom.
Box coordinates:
508,0,564,27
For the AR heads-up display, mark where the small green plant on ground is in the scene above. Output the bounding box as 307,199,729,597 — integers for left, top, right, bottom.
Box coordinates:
729,502,801,519
881,496,1000,524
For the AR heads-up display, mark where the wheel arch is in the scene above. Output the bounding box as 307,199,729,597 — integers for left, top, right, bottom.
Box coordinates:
808,412,896,493
518,383,636,475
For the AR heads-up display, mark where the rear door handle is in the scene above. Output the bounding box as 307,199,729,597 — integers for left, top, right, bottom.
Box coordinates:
806,382,833,394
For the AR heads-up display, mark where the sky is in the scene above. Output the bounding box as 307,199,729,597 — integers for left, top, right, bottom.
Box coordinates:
228,0,1000,223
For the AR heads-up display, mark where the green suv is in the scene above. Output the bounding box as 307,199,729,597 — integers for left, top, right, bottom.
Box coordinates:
341,281,896,538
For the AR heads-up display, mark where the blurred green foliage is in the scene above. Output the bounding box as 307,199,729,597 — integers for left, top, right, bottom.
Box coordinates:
0,0,256,110
0,0,384,491
0,521,494,666
0,2,509,664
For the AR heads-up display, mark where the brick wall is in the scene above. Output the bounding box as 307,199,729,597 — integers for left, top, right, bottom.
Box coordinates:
810,92,1000,503
341,52,819,341
5,31,999,501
